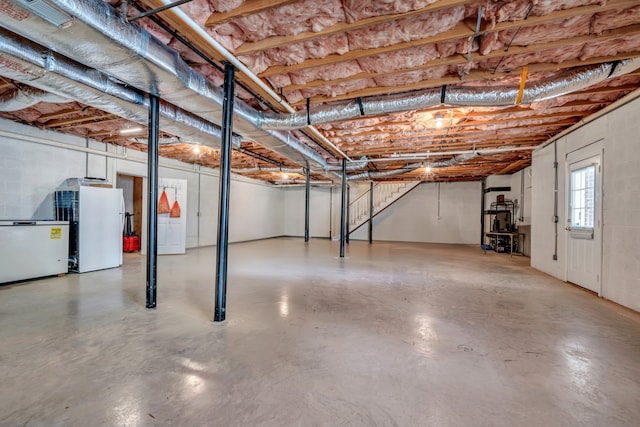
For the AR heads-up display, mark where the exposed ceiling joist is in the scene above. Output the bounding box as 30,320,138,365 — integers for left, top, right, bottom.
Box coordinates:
292,52,640,105
205,0,299,27
260,0,636,78
281,23,640,93
234,0,474,56
43,114,118,129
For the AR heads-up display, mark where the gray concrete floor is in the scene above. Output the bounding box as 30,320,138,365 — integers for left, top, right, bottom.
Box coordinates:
1,238,640,426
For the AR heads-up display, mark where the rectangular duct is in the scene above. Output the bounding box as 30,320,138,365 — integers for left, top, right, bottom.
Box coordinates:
12,0,73,28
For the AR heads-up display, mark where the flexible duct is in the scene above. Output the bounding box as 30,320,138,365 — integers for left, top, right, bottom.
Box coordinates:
260,60,640,129
346,152,478,181
0,87,67,111
429,152,479,168
327,156,368,171
347,163,422,181
0,0,327,169
233,157,367,174
232,167,304,174
0,29,238,147
2,0,638,168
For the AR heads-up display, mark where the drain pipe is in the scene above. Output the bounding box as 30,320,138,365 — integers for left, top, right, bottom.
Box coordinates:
519,170,525,223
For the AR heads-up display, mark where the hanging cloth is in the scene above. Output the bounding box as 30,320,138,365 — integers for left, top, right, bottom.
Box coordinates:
170,200,181,218
158,189,171,214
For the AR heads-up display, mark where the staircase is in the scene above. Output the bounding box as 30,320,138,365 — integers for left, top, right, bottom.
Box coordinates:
347,181,421,235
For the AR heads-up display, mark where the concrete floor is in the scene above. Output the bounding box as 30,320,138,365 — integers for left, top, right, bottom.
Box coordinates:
1,238,640,426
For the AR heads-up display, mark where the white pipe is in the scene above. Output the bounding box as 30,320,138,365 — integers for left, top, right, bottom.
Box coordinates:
157,0,352,161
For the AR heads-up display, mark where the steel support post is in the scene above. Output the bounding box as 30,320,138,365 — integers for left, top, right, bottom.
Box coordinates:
146,94,159,309
480,178,486,247
304,166,310,242
368,181,373,244
339,159,347,258
346,185,350,244
214,63,235,322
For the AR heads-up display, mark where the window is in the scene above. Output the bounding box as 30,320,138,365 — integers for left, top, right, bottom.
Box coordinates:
570,165,595,229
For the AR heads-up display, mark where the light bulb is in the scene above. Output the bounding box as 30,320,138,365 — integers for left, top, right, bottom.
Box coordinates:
119,127,144,135
193,145,201,154
434,113,444,129
424,165,432,173
282,172,289,180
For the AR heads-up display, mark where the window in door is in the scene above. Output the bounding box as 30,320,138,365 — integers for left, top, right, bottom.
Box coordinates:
570,165,596,229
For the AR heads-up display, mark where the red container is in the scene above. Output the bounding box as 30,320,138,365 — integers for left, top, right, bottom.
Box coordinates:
123,236,140,252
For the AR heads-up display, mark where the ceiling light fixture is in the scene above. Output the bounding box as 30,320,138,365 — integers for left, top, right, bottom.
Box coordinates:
193,145,200,154
424,165,432,173
434,113,444,129
282,172,289,180
119,127,144,135
13,0,74,28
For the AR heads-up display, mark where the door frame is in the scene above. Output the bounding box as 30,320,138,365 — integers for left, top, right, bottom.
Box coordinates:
564,140,604,295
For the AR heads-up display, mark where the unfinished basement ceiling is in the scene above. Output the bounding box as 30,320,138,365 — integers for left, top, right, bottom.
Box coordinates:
0,0,639,184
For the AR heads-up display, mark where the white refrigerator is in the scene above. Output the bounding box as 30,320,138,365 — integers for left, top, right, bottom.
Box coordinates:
55,185,124,273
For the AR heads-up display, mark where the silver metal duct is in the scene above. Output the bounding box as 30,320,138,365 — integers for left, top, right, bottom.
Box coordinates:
327,156,368,171
347,163,423,181
260,90,442,130
259,59,640,129
346,152,478,181
0,87,67,111
0,29,237,147
428,152,478,168
232,167,304,174
2,0,637,170
0,0,327,168
233,156,367,174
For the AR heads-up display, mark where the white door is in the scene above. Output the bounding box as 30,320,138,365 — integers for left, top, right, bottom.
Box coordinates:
566,149,602,294
79,187,124,272
157,178,187,255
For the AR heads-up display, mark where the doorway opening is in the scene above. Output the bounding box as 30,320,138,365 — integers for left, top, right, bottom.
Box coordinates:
116,174,143,255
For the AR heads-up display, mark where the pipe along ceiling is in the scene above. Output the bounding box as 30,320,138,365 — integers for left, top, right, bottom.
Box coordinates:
1,0,640,181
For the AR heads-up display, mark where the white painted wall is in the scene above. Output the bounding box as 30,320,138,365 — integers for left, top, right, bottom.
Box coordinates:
284,181,483,244
0,119,284,249
531,95,640,312
348,181,482,244
284,186,335,238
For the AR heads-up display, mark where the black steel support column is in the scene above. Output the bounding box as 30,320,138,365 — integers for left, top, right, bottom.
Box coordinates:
480,178,486,247
146,94,159,309
368,181,373,244
214,63,235,322
346,185,350,244
304,166,310,242
339,159,347,258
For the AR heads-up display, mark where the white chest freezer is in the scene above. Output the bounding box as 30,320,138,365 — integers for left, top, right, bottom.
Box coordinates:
0,221,69,283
